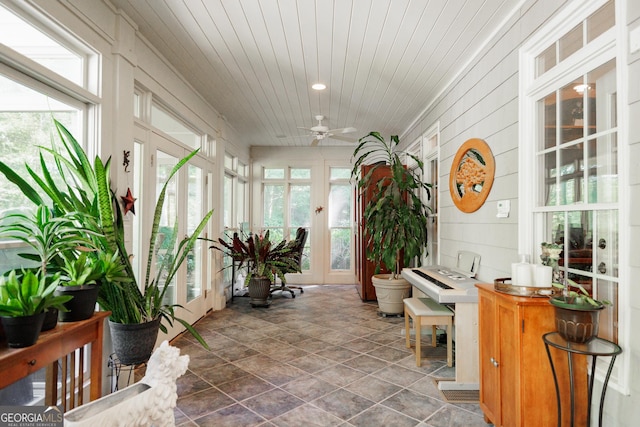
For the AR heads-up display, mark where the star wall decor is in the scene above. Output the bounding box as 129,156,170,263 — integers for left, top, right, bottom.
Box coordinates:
121,187,137,215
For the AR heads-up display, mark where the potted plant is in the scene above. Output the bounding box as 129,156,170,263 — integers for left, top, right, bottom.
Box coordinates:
350,132,432,315
0,269,72,347
55,252,104,322
0,205,100,329
0,119,211,364
549,278,610,343
212,230,300,307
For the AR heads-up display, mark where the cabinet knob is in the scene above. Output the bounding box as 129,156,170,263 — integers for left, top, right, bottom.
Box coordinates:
28,359,36,366
493,360,499,367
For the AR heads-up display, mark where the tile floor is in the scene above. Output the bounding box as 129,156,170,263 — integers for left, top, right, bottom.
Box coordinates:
172,284,489,427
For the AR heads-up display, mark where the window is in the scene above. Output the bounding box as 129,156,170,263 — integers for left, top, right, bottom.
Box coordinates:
0,4,95,273
0,5,85,86
0,3,97,406
151,102,202,149
522,1,619,344
222,153,249,297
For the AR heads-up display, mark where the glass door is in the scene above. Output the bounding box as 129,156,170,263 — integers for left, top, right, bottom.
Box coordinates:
146,131,209,341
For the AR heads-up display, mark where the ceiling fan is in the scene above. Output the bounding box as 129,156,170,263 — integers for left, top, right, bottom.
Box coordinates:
298,115,357,146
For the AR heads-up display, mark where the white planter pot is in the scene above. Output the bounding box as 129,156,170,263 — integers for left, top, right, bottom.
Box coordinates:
371,274,412,315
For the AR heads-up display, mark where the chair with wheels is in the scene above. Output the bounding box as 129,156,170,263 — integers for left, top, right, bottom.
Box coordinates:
271,227,307,298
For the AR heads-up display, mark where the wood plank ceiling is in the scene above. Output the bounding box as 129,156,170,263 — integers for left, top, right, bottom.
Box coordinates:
109,0,517,147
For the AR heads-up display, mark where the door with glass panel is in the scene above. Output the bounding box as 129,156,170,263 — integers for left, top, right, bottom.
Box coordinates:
143,132,209,341
262,167,313,281
326,166,354,284
260,165,355,284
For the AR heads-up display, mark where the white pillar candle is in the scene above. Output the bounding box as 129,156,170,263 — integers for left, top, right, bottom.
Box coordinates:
511,262,533,286
535,265,552,287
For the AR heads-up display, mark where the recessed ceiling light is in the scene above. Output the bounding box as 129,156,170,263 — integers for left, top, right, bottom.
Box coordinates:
312,83,326,90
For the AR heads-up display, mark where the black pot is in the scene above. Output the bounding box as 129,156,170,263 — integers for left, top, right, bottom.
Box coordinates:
41,308,58,331
56,284,100,322
109,318,161,366
1,313,46,348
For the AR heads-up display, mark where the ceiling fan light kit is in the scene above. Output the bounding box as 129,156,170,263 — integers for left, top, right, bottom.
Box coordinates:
298,115,358,146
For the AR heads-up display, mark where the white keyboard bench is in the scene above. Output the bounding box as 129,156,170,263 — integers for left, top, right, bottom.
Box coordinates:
403,297,454,367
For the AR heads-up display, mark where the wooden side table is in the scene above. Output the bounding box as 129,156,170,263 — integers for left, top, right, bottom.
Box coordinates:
0,311,110,409
543,332,622,427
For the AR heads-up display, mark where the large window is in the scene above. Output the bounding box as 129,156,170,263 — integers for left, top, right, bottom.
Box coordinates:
0,3,97,406
522,0,619,343
0,3,95,274
221,153,249,297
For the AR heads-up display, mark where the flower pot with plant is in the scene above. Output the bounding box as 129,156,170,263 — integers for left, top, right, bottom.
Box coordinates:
549,278,610,343
55,252,105,322
0,270,72,347
212,230,300,307
350,132,432,315
0,205,101,329
0,119,211,364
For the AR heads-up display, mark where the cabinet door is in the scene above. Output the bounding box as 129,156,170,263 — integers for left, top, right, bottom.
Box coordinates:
478,290,500,425
497,300,519,427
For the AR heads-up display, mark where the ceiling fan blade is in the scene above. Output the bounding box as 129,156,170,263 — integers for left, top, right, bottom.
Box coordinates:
311,138,320,147
327,127,357,134
329,134,358,143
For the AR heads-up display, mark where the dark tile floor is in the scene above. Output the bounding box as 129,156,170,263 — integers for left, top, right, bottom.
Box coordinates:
172,284,488,427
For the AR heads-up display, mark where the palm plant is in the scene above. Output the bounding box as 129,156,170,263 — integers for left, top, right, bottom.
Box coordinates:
350,131,432,278
0,205,98,278
0,119,210,347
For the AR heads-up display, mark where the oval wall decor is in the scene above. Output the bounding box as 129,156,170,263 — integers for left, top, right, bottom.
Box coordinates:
449,138,495,213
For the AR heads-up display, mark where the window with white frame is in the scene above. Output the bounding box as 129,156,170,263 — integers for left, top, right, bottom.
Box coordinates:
221,153,249,293
0,2,99,405
0,3,96,275
521,0,619,343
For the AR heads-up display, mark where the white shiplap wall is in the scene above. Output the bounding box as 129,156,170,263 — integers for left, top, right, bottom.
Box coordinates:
399,0,569,284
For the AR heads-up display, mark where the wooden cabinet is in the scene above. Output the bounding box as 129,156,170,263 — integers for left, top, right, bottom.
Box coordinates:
477,284,586,426
354,164,392,301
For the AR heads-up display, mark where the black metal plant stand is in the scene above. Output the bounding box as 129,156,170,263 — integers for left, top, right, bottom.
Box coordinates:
543,332,622,427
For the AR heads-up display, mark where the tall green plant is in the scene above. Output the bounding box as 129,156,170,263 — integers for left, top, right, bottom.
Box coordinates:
0,119,210,347
350,132,432,278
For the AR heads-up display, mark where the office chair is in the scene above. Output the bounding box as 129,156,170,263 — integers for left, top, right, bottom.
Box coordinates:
271,227,307,298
